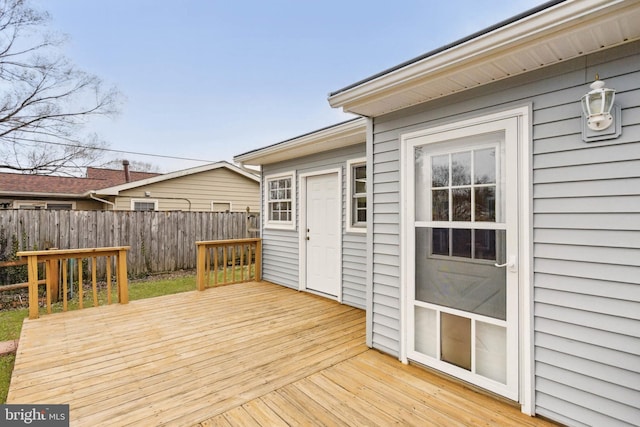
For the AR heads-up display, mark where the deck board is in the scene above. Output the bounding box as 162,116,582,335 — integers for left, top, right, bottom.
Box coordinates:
8,281,557,426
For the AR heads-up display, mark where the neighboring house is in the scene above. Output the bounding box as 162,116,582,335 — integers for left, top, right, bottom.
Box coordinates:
0,161,260,212
235,1,640,426
93,162,260,212
0,173,119,210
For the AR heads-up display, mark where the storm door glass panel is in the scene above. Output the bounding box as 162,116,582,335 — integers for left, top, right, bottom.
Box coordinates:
414,306,437,358
415,228,506,319
476,321,507,383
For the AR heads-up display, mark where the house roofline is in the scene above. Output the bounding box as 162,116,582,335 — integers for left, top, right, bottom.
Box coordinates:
328,0,639,116
0,190,91,199
94,161,260,196
328,0,565,98
234,117,366,166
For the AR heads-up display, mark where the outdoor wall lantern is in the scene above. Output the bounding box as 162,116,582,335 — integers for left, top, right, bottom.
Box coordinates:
580,74,621,143
581,74,615,131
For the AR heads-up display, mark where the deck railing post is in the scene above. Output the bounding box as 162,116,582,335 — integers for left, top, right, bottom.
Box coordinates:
196,243,206,291
45,260,53,314
27,255,39,320
255,239,262,282
49,257,60,303
117,248,129,304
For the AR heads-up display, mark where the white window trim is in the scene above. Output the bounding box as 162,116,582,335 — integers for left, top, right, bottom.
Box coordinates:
131,198,158,211
13,200,77,210
211,201,233,212
346,158,367,234
14,201,46,209
264,171,296,230
46,202,77,210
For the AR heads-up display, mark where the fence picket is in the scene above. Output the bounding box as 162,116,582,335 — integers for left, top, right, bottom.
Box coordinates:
0,210,259,280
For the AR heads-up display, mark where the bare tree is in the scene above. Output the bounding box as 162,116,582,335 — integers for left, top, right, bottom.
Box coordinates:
101,158,161,173
0,0,121,175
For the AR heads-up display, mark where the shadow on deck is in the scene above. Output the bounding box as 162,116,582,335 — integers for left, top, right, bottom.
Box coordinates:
8,281,556,426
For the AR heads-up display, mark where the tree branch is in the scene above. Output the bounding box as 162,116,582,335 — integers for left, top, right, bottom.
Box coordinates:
0,0,121,176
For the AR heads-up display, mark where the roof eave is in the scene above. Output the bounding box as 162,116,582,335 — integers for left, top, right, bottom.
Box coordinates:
234,118,367,166
94,161,259,196
0,190,90,198
328,0,638,116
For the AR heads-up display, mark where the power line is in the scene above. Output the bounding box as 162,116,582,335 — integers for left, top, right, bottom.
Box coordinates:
21,138,218,164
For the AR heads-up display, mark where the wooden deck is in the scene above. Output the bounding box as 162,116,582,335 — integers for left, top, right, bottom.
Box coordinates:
8,281,556,426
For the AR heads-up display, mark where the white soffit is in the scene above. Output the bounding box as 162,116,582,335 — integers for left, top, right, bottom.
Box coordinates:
234,118,366,166
328,0,640,117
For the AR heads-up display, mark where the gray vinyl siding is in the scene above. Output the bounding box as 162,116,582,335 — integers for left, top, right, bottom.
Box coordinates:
261,229,299,289
261,143,367,308
342,233,367,308
370,40,640,426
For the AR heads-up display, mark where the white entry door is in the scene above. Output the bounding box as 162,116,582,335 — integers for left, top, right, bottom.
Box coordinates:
406,117,520,400
305,172,341,297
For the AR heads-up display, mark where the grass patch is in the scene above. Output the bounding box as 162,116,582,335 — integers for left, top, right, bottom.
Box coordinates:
0,354,15,404
0,309,28,342
128,275,196,300
0,272,198,403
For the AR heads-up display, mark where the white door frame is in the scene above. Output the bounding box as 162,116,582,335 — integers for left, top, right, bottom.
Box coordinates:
298,168,343,302
399,105,533,414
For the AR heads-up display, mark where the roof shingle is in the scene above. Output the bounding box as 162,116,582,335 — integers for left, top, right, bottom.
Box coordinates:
0,167,162,196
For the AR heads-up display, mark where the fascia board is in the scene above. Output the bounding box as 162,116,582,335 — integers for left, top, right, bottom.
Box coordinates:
234,119,367,166
0,190,89,198
95,162,259,196
328,0,628,111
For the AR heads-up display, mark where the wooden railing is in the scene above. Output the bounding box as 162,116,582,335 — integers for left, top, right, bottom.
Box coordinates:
0,259,46,291
196,238,261,290
17,247,130,319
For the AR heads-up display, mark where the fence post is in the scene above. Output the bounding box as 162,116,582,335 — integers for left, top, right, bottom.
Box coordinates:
245,207,250,238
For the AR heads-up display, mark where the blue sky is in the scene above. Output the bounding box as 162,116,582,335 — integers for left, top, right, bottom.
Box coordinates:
35,0,546,172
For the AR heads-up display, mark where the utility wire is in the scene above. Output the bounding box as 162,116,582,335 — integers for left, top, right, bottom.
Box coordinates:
20,138,218,163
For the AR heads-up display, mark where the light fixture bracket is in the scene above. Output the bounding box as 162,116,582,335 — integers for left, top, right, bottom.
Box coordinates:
586,113,613,131
582,103,621,142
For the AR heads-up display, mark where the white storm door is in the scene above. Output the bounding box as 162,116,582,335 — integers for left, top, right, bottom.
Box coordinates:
407,117,519,400
305,173,341,297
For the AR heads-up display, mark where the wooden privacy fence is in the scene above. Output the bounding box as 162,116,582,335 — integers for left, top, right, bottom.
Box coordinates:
0,210,259,279
196,238,262,290
17,247,129,319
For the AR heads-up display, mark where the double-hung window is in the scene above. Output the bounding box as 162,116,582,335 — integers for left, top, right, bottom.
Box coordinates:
131,199,158,211
265,172,295,229
347,158,367,233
